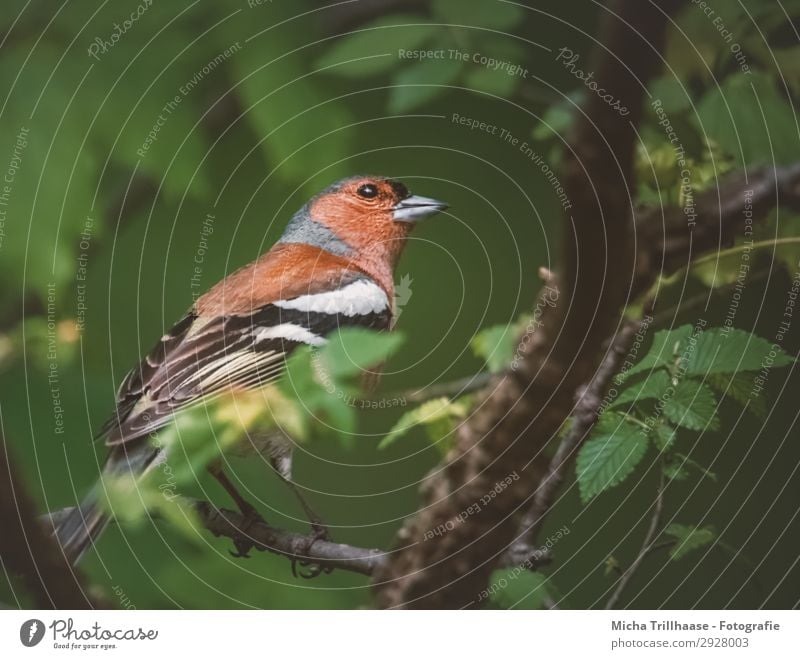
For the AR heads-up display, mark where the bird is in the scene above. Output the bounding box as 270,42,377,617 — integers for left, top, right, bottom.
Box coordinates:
53,175,447,567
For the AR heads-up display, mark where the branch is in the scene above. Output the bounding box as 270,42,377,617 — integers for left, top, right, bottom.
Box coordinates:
365,372,496,406
634,163,800,299
0,413,95,608
194,502,385,576
43,500,559,578
372,0,682,610
504,318,645,563
605,469,666,609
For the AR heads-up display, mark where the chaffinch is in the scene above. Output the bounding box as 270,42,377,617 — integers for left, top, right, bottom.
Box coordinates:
55,176,447,565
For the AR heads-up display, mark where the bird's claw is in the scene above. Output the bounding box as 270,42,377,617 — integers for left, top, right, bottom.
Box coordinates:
228,508,266,559
291,525,334,579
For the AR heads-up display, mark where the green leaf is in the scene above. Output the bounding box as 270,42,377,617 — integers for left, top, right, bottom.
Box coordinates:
379,396,469,454
388,58,463,113
648,75,692,113
532,91,584,141
471,323,518,373
707,371,766,417
234,36,353,185
485,570,551,610
622,325,693,379
653,423,677,452
663,457,689,481
282,345,358,439
664,379,719,431
622,326,793,382
686,328,794,376
576,422,648,502
321,328,404,379
665,523,716,561
464,66,519,97
696,72,799,166
316,16,437,77
610,370,670,408
432,0,523,29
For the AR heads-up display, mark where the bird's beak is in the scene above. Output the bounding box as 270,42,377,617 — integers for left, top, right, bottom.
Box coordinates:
392,195,449,222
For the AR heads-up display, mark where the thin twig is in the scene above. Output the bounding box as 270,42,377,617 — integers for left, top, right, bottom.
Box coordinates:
605,469,666,609
505,318,644,561
369,372,497,405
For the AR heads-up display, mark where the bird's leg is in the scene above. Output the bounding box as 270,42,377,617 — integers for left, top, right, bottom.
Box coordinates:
269,449,333,578
207,461,265,558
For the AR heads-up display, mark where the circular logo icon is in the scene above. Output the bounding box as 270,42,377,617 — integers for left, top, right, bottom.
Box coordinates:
20,619,45,647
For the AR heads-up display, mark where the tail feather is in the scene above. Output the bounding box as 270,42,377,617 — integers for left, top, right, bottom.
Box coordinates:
53,494,110,566
53,445,160,565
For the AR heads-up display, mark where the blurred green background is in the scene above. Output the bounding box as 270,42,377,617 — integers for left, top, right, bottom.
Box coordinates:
1,0,799,609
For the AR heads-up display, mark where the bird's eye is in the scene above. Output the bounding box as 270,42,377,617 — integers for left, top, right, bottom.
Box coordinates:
357,183,379,199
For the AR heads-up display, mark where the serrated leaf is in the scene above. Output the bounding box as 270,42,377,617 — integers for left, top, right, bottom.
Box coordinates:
653,423,677,451
388,58,463,113
664,379,719,431
610,370,670,409
622,325,694,379
321,328,404,379
471,323,518,373
379,396,468,453
663,458,689,481
623,326,793,382
665,523,715,561
707,371,766,418
432,0,523,29
686,328,794,375
576,422,648,502
317,16,437,77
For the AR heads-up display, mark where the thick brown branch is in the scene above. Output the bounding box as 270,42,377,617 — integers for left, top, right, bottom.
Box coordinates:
0,420,94,608
372,0,681,610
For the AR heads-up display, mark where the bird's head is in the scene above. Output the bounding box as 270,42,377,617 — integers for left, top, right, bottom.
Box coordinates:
280,175,448,264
